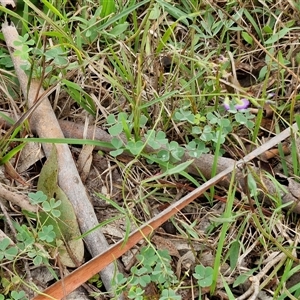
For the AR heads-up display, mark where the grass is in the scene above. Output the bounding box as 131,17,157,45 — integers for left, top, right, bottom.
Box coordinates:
0,0,300,299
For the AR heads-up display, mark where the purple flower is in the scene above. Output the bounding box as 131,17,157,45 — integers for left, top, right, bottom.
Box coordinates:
265,93,276,104
224,97,250,111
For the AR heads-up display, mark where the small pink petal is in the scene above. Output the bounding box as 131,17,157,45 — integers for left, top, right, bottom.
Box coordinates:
224,98,250,111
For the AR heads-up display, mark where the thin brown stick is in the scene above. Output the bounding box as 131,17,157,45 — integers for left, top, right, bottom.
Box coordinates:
0,183,36,212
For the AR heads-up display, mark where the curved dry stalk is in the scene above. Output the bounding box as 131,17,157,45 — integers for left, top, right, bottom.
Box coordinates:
2,22,117,296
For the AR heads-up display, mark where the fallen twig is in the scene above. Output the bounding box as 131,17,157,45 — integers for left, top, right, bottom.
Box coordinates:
0,183,36,212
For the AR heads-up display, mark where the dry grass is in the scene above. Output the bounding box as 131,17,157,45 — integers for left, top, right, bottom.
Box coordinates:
0,0,300,299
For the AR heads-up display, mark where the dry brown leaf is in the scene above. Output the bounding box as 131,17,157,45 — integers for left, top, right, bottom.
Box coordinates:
4,161,28,185
151,235,180,258
176,250,196,278
17,142,44,173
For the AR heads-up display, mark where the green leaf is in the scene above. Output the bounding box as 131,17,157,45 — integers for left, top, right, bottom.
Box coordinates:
0,238,10,251
247,172,258,196
137,247,157,266
139,115,148,128
108,123,123,136
108,22,129,37
37,146,84,267
11,290,26,300
229,240,240,269
175,108,195,123
169,145,185,161
37,146,58,199
180,220,199,239
33,255,43,266
62,79,96,116
264,27,292,45
149,3,161,19
262,25,272,34
145,130,168,150
156,0,190,26
100,0,116,18
15,224,35,247
160,289,181,300
110,148,124,157
41,197,61,218
5,246,18,260
29,191,48,205
44,47,68,64
113,273,128,286
258,65,268,81
157,149,170,161
206,112,218,124
41,200,51,212
117,112,129,122
235,113,247,124
38,225,56,243
128,286,144,299
242,31,253,45
186,140,208,158
200,131,213,142
106,114,116,125
126,140,144,155
194,114,206,124
220,118,231,127
131,273,151,287
233,269,256,287
0,111,15,125
165,159,194,176
191,126,202,134
193,265,214,287
0,142,26,165
111,137,123,149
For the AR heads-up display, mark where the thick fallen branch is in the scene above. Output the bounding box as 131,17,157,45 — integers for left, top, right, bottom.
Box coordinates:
2,22,117,295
